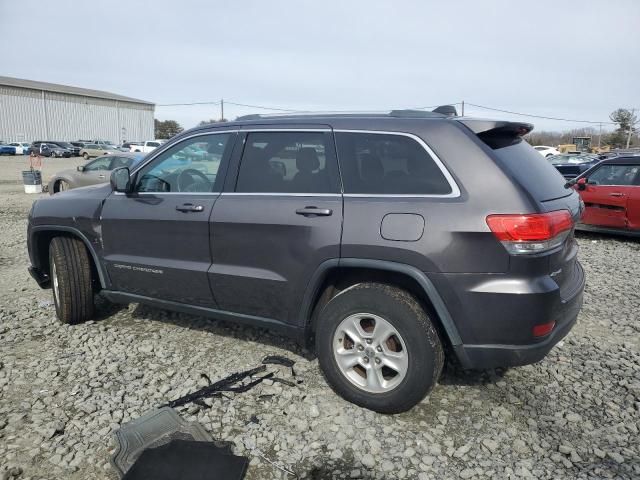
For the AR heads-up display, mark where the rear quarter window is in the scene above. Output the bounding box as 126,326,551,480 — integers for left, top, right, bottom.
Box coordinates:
335,132,453,195
488,139,570,201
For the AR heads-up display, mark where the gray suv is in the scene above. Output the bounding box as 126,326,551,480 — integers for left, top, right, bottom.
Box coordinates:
27,109,585,413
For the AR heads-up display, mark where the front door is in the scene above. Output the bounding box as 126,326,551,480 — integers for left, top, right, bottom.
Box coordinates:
77,155,113,187
100,131,236,307
581,163,640,229
210,129,343,324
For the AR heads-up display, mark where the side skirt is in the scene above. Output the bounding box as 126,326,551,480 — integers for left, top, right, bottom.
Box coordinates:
101,290,304,342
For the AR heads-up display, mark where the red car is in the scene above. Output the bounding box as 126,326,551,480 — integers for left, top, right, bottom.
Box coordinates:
573,156,640,235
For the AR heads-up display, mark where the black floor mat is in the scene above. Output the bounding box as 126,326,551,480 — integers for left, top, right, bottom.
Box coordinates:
122,439,248,480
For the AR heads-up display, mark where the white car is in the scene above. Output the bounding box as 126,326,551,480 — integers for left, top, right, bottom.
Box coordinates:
130,140,164,153
9,142,31,155
533,145,560,158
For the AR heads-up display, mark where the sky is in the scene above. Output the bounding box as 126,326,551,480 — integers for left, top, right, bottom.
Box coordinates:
1,0,639,132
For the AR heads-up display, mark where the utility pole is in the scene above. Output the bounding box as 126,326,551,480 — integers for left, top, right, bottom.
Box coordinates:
220,98,224,122
625,109,635,149
461,100,465,117
598,123,602,148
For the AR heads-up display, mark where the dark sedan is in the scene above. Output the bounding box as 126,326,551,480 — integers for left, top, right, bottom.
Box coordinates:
548,153,601,179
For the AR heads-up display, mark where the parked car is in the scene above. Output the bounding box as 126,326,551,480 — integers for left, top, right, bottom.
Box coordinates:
79,144,120,159
9,142,31,155
48,153,145,194
43,141,81,156
0,143,17,155
121,142,142,150
548,153,601,179
32,142,72,158
533,145,560,157
572,156,640,235
26,109,585,413
130,140,163,153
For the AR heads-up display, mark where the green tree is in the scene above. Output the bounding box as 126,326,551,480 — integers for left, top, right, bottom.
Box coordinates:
607,108,638,148
198,118,227,126
154,119,184,139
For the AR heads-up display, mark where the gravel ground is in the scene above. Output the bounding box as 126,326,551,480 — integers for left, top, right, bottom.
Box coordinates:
0,156,639,479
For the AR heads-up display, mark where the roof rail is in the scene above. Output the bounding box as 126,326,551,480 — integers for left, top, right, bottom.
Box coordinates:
235,105,458,121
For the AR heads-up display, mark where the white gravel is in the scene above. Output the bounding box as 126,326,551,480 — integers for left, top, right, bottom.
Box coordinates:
1,156,639,479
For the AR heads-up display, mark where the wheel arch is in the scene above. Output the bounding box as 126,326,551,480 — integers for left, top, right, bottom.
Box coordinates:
30,226,108,289
300,258,462,350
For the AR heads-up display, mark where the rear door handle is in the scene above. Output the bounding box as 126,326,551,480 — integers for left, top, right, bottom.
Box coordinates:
609,192,625,197
296,206,333,217
176,203,204,212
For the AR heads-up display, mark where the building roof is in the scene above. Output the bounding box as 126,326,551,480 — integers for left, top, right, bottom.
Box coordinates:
0,75,154,105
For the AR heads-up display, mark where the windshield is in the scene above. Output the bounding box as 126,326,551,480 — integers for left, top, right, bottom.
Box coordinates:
57,142,73,148
549,155,595,165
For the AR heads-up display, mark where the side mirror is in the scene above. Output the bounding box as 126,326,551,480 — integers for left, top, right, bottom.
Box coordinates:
77,165,85,172
576,178,587,190
110,167,132,193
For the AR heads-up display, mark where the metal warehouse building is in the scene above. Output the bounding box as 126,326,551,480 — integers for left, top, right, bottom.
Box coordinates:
0,76,154,144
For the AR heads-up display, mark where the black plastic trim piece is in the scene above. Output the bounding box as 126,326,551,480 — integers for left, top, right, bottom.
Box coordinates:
30,225,109,288
299,258,463,347
102,290,304,340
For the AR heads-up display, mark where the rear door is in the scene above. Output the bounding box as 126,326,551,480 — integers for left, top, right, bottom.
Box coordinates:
100,131,236,306
580,163,640,229
209,128,343,324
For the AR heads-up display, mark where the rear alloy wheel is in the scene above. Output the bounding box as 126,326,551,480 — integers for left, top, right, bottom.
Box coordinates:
316,283,444,413
49,236,95,324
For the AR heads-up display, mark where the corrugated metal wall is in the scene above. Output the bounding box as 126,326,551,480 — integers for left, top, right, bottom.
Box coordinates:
0,85,154,143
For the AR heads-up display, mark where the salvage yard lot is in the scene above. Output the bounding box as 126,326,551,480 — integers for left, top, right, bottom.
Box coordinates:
0,157,639,479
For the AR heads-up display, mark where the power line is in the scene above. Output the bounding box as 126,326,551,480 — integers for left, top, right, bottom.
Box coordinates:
156,97,620,126
224,101,303,112
466,102,616,125
157,101,220,107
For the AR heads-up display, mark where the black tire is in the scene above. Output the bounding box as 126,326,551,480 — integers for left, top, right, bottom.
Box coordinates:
49,236,95,324
316,283,444,413
83,152,89,160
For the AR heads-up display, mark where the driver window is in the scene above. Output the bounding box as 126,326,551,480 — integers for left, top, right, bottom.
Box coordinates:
136,133,232,193
588,165,640,186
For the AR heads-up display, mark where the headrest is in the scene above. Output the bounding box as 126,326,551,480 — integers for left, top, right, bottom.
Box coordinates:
296,147,320,173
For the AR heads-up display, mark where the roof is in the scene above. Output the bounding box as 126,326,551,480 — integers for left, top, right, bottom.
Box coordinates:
0,76,154,105
601,156,640,165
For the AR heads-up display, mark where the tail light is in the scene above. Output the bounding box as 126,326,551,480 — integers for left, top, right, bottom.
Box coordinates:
486,210,573,255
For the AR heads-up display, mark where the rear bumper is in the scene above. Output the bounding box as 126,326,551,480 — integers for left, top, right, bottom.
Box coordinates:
444,261,585,370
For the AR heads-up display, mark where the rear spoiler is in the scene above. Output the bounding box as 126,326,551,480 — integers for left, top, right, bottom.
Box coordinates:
457,119,534,149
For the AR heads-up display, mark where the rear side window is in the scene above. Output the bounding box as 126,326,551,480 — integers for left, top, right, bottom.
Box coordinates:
335,132,452,195
236,131,339,193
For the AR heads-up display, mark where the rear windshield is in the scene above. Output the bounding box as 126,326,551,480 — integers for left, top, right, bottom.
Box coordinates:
488,139,570,201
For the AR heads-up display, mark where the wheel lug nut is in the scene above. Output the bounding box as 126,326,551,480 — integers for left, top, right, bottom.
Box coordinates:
357,345,364,351
376,346,382,352
366,339,372,344
363,356,369,363
375,358,381,365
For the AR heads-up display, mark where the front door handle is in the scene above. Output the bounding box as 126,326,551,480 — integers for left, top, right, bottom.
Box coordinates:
98,174,105,179
176,203,204,212
609,192,625,197
296,206,332,217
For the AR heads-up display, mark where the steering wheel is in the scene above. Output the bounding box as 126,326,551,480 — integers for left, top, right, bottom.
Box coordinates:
177,169,211,192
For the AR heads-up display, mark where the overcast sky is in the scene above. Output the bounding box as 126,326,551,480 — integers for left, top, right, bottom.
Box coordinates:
1,0,638,132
